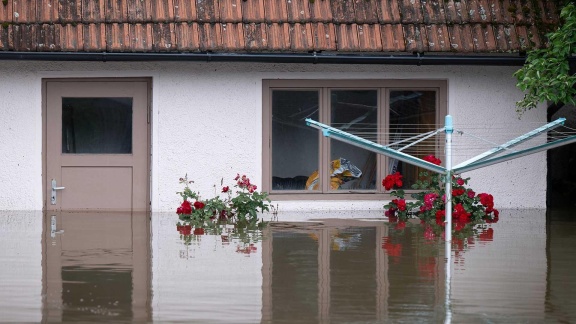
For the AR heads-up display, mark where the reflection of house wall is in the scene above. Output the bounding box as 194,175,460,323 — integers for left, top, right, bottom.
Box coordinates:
547,217,576,321
262,220,393,322
451,209,547,320
151,212,263,323
0,211,43,322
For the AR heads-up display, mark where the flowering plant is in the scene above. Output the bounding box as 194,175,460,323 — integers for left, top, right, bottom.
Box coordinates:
383,155,499,240
176,173,271,235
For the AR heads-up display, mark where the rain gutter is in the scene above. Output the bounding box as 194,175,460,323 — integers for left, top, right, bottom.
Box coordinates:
0,51,552,66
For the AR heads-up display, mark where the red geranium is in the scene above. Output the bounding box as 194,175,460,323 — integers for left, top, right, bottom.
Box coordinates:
423,155,442,165
392,198,407,211
222,186,229,193
194,201,205,209
177,200,192,215
382,172,403,190
453,203,471,223
193,227,205,235
435,209,446,226
452,188,466,197
477,193,494,210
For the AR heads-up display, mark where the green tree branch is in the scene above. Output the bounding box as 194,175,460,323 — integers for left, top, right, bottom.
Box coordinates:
514,3,576,116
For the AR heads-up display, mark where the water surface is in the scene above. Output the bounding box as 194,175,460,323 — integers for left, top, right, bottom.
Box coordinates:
0,209,574,323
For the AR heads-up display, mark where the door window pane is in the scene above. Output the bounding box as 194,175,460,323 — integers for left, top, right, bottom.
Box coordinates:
388,91,437,188
272,91,319,191
330,90,378,190
62,98,133,154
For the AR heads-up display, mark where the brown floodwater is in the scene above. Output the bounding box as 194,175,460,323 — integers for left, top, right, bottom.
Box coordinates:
0,209,574,323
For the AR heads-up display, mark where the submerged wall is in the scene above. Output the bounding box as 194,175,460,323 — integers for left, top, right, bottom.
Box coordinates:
0,61,546,211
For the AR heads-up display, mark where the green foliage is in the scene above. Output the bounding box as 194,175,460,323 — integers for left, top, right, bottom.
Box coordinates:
176,173,271,226
514,3,576,116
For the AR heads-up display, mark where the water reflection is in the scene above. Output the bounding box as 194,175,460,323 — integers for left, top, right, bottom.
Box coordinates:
0,210,574,322
263,222,388,323
42,212,151,323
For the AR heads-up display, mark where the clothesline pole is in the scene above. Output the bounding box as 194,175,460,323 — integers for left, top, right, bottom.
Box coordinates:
444,115,453,324
445,115,453,243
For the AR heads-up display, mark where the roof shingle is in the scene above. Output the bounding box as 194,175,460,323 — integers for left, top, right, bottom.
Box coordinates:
0,0,559,54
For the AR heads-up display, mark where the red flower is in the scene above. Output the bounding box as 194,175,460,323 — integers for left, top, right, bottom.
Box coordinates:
423,155,442,165
435,209,445,219
485,209,499,223
452,188,465,197
193,227,205,235
435,210,446,227
177,200,192,215
193,201,205,209
467,190,475,198
386,211,398,223
456,178,465,186
395,221,406,230
422,193,438,211
382,172,403,190
453,203,471,223
222,186,229,193
392,198,407,211
478,193,494,206
454,221,465,231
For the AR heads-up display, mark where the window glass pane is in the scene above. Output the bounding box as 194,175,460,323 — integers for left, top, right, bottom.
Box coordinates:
388,91,437,188
62,98,133,154
330,90,378,190
272,91,319,190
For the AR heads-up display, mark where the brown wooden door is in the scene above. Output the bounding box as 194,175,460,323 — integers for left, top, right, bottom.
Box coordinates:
45,79,150,212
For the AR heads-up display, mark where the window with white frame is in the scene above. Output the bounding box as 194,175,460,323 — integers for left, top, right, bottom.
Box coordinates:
262,80,447,198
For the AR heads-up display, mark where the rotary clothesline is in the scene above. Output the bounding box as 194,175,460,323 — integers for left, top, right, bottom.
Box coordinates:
318,123,576,160
306,116,576,243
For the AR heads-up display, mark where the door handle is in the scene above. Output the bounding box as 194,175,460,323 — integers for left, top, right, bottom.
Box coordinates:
51,179,65,205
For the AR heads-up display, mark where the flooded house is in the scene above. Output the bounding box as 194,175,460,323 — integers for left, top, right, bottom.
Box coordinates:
0,0,565,213
2,1,576,322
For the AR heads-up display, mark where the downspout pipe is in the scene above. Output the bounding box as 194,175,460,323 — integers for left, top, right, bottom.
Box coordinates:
1,51,564,66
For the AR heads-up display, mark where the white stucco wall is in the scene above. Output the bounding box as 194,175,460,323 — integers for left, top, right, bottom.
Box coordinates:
0,61,546,211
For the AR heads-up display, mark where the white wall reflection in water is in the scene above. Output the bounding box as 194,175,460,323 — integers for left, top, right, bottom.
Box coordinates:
0,209,575,322
0,211,43,323
151,212,263,323
450,209,547,322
